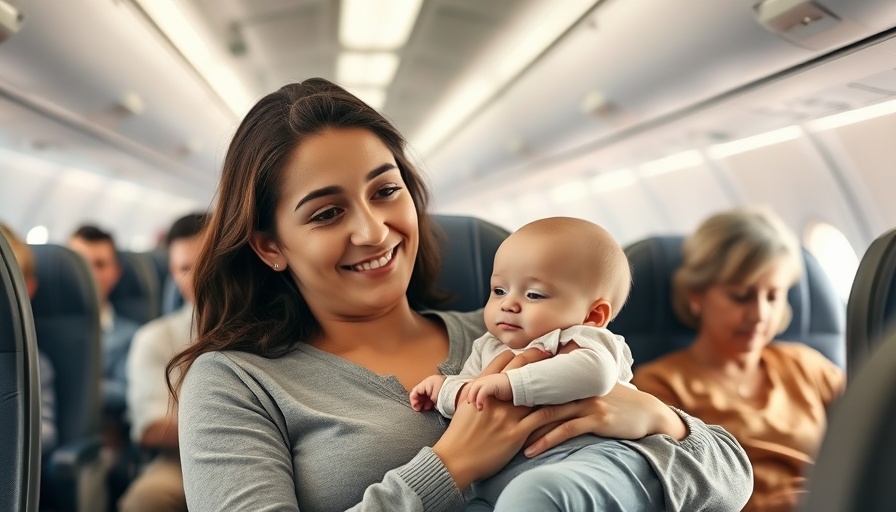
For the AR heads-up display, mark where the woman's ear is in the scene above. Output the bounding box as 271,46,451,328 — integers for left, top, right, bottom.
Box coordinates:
585,300,612,327
249,231,284,270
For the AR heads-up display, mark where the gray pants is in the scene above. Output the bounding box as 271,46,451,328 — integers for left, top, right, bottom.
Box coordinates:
466,435,664,512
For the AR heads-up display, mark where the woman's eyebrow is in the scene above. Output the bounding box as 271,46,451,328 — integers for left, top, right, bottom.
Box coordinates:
295,185,342,211
295,163,398,211
366,163,397,181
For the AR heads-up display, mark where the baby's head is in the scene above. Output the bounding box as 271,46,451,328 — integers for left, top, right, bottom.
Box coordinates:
484,217,631,349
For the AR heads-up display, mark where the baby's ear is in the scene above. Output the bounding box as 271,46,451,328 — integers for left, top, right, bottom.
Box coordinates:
585,300,612,327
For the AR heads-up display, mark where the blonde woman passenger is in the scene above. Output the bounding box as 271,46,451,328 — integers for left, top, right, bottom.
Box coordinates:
633,207,845,512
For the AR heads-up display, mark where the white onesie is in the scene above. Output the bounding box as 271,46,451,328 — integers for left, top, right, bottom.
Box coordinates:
435,325,634,417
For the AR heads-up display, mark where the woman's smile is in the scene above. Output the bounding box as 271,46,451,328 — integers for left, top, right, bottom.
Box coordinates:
344,244,400,273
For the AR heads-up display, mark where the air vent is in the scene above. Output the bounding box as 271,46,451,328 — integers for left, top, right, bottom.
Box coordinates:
754,0,865,50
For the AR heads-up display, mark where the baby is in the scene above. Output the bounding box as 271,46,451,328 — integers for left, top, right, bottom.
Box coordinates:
410,216,637,510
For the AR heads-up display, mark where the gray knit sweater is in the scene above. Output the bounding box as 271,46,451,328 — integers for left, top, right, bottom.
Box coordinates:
179,310,752,511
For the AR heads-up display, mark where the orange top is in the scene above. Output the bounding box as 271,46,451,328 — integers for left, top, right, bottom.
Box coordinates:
633,342,844,512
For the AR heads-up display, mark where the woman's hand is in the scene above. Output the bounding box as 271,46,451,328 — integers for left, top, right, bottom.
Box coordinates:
430,347,554,489
477,348,688,458
522,383,688,457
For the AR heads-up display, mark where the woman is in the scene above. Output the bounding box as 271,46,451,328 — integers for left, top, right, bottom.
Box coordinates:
633,207,845,512
169,78,752,511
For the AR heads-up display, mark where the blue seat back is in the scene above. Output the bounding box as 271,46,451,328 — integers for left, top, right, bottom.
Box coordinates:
109,251,160,325
611,235,846,368
424,215,510,312
804,328,896,511
0,233,41,512
30,244,105,511
846,228,896,380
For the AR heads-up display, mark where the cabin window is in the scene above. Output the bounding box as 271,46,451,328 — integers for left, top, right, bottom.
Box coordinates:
803,222,859,302
26,226,49,245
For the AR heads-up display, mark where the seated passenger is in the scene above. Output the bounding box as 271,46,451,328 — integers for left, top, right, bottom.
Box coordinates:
1,222,57,454
632,207,846,512
119,213,206,512
68,225,141,412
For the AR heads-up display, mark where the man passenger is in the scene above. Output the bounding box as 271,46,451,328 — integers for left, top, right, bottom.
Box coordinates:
119,212,207,512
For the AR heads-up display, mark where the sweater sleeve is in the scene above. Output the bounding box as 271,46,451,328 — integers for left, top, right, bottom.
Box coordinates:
622,408,754,511
180,353,464,512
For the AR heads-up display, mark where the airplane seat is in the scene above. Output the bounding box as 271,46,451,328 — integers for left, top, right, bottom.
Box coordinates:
611,236,846,369
160,276,184,315
802,328,896,512
110,251,160,326
30,244,107,512
845,227,896,382
146,249,184,315
420,214,510,312
0,233,41,512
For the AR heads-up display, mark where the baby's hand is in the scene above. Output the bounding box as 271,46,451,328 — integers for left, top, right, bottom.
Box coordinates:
409,375,446,411
467,373,513,410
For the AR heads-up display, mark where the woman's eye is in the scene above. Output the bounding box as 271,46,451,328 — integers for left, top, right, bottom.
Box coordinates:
375,185,402,199
310,207,342,223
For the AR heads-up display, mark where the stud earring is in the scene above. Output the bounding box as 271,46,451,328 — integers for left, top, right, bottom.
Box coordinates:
273,263,280,271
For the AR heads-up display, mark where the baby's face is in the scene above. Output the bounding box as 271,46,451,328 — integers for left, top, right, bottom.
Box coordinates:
484,238,596,349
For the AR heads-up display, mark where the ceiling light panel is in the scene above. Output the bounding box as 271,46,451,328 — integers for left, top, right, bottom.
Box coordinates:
337,52,400,87
339,0,423,50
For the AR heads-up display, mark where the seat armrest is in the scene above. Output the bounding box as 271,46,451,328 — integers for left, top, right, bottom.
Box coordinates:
45,437,102,479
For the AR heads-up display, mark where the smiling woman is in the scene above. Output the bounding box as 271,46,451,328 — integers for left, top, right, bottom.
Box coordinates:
167,77,753,511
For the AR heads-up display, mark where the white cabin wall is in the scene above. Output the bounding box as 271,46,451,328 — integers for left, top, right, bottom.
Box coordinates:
712,136,867,250
0,148,202,250
817,110,896,246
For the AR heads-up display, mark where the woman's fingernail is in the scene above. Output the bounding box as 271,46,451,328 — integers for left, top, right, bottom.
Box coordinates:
524,447,536,457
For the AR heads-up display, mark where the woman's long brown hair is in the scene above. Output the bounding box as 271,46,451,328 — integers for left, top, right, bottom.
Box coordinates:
166,78,443,399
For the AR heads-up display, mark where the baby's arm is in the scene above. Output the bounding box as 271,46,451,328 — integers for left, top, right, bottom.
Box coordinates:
506,327,631,406
466,373,513,410
410,375,447,411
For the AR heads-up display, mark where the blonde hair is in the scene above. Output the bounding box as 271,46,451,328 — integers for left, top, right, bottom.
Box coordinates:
0,222,34,281
672,207,802,330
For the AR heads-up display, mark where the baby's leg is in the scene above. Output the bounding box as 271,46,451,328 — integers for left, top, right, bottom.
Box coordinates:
492,440,664,512
469,435,600,508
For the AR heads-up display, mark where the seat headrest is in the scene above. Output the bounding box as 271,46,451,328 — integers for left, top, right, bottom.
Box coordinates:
109,251,160,324
424,215,510,312
30,244,98,319
610,235,845,368
610,236,693,367
846,227,896,380
804,328,896,511
29,244,102,443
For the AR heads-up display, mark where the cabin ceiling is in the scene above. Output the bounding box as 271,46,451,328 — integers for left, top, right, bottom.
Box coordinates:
0,0,894,211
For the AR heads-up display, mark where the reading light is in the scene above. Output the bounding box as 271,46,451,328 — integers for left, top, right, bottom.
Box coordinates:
339,0,422,50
